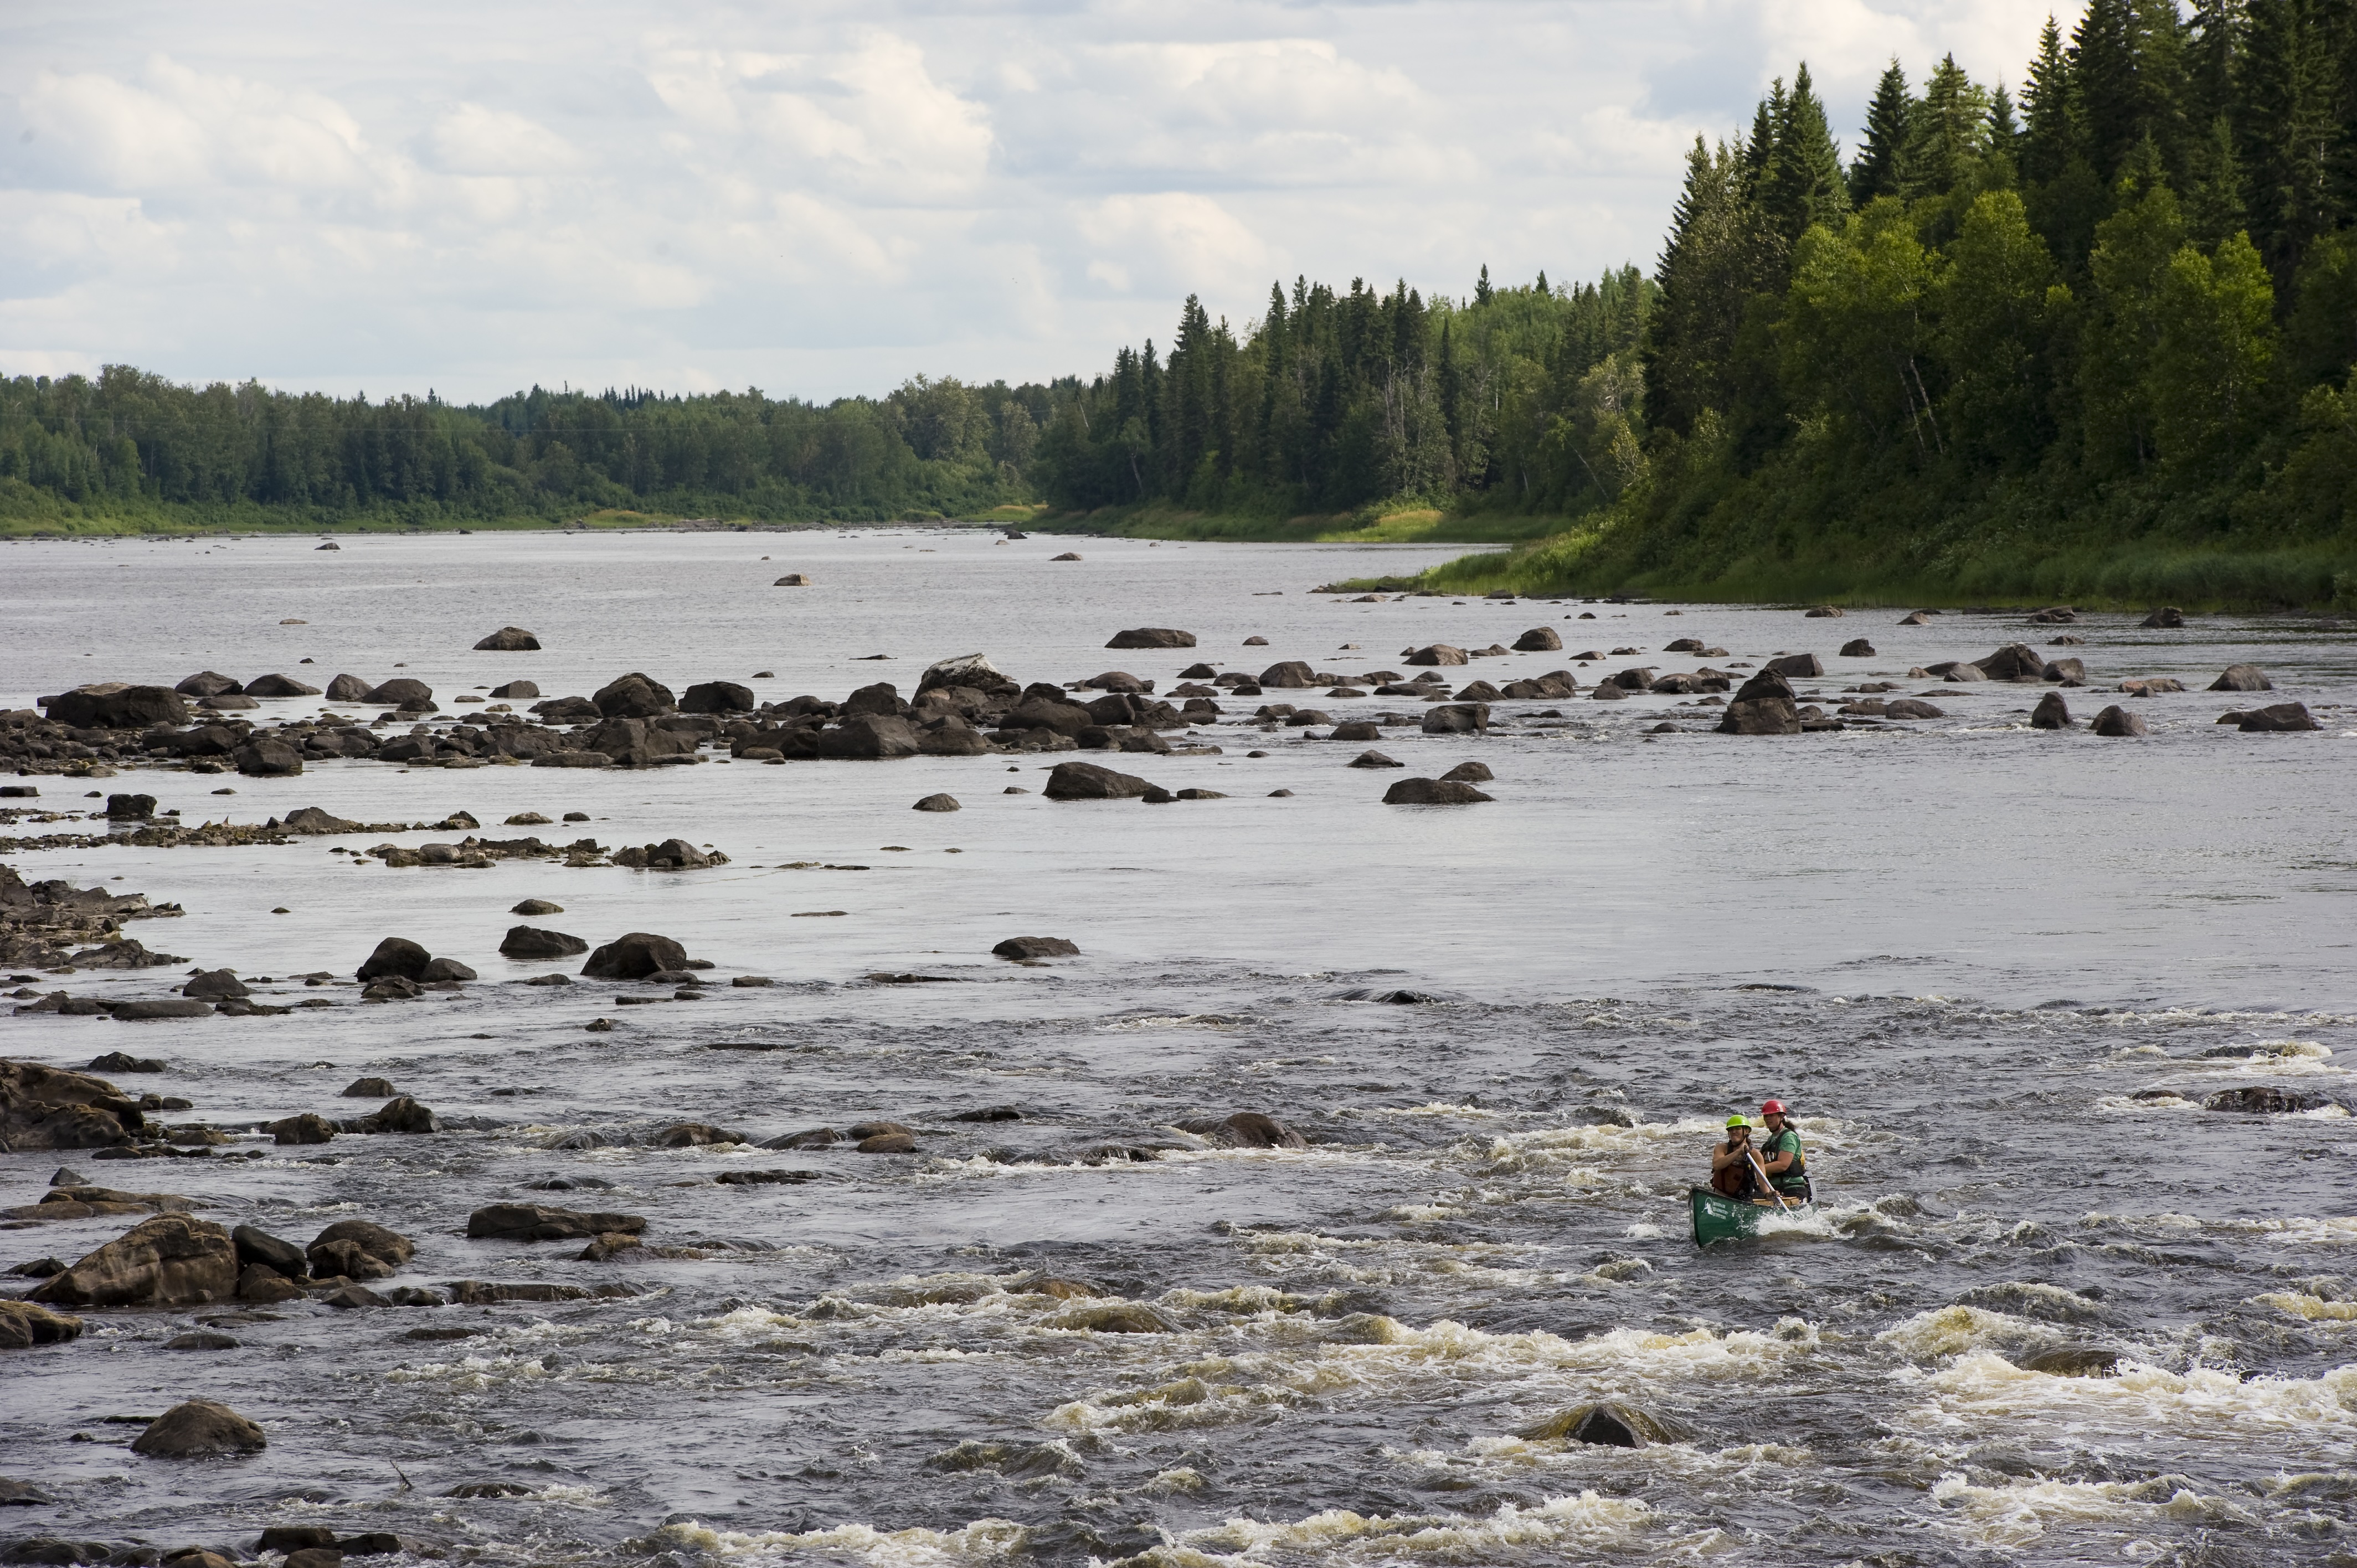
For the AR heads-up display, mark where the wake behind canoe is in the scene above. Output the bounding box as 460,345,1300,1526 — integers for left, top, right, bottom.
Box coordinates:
1690,1185,1812,1245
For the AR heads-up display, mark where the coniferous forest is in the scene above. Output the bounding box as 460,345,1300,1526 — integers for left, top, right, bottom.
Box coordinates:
6,2,2357,606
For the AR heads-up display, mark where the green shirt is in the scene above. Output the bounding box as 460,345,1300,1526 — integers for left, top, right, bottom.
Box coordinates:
1761,1127,1808,1193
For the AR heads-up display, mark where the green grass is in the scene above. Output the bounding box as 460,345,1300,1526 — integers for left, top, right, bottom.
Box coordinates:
1027,501,1562,545
1357,519,2357,611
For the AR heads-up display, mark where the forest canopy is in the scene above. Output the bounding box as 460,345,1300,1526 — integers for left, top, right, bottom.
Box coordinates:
7,1,2357,605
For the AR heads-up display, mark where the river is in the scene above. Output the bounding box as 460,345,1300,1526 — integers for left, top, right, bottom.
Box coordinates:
2,527,2353,1566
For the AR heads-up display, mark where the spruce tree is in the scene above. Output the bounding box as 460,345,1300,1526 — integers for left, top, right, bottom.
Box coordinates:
2238,0,2349,278
1474,264,1493,307
1761,62,1851,240
1852,60,1914,202
1905,54,1993,197
2022,16,2080,184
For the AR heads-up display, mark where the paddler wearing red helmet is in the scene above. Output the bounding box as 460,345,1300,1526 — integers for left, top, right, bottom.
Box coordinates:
1755,1100,1810,1201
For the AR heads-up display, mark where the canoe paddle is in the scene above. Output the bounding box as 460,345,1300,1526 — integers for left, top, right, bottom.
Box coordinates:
1747,1148,1793,1211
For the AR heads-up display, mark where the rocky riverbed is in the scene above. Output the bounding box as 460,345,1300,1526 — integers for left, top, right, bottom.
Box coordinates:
1,528,2354,1567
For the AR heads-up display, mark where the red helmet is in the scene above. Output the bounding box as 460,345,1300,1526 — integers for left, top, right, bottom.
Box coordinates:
1760,1099,1788,1116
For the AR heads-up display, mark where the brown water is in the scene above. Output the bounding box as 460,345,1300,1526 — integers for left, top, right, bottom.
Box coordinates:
2,528,2354,1566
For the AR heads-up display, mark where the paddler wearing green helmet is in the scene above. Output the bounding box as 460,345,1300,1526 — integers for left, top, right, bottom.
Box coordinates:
1708,1113,1762,1198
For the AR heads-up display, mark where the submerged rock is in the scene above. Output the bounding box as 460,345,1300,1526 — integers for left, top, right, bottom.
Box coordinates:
130,1399,266,1458
1382,777,1493,804
1520,1401,1690,1448
473,626,541,651
994,936,1079,960
466,1204,647,1242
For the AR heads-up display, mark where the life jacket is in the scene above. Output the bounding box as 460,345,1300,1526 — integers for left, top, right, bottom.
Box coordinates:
1762,1127,1809,1195
1710,1142,1759,1196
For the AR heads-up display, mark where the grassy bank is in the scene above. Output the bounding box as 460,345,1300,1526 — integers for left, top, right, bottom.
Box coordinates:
1347,515,2357,612
1026,501,1557,546
0,485,1036,539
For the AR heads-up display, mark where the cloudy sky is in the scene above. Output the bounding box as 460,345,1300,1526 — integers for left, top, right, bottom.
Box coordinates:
1,0,2080,404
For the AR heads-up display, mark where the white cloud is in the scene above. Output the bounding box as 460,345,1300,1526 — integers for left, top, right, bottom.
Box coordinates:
429,104,580,176
0,0,2083,400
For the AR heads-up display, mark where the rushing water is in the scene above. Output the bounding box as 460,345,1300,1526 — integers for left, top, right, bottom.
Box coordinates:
2,527,2355,1566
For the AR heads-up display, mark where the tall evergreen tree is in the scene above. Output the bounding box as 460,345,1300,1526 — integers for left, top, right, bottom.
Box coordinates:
2238,0,2350,278
1906,54,1993,197
1851,60,1915,202
2021,16,2080,184
1761,62,1851,240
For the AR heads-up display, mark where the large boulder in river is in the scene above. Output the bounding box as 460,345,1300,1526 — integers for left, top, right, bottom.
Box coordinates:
356,937,433,983
2141,607,2186,628
819,713,920,759
1512,626,1562,652
368,677,435,709
307,1219,415,1280
2091,705,2148,736
994,936,1079,960
2030,692,2073,730
244,674,321,698
490,679,539,699
473,626,541,651
1383,777,1493,804
174,671,243,698
1258,661,1316,688
1421,703,1489,734
680,681,756,714
1107,628,1196,649
129,1400,266,1458
40,684,189,729
324,673,375,702
233,739,303,777
1403,645,1469,667
2209,663,2272,692
1044,761,1155,800
0,1060,146,1150
29,1215,238,1308
1716,669,1800,735
467,1204,646,1242
501,925,588,960
594,672,675,718
1972,643,2049,681
917,653,1017,698
581,932,688,979
0,1299,84,1350
842,682,910,717
2238,702,2320,731
1764,653,1823,679
1177,1112,1305,1148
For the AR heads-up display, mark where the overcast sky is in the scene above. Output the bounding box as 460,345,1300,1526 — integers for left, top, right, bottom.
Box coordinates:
1,0,2080,404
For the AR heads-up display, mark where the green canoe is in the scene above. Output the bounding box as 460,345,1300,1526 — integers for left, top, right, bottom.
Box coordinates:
1690,1185,1812,1245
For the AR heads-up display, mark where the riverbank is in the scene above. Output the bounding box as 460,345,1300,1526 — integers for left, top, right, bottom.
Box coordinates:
0,489,1048,539
1023,501,1557,546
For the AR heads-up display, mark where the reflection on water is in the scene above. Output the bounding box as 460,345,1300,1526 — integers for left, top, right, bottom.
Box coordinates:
2,528,2355,1563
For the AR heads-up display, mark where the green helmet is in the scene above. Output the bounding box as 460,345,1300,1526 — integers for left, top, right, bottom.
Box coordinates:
1725,1113,1751,1128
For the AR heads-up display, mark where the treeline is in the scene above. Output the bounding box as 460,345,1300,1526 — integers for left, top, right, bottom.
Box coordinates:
1032,267,1654,517
0,367,1059,524
1588,0,2357,603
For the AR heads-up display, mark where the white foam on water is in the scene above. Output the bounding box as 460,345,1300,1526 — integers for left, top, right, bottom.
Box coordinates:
1622,1222,1664,1239
652,1517,1027,1565
2257,1291,2357,1322
1171,1489,1666,1564
1929,1473,2257,1550
1876,1304,2056,1361
1043,1318,1819,1435
1902,1352,2357,1443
